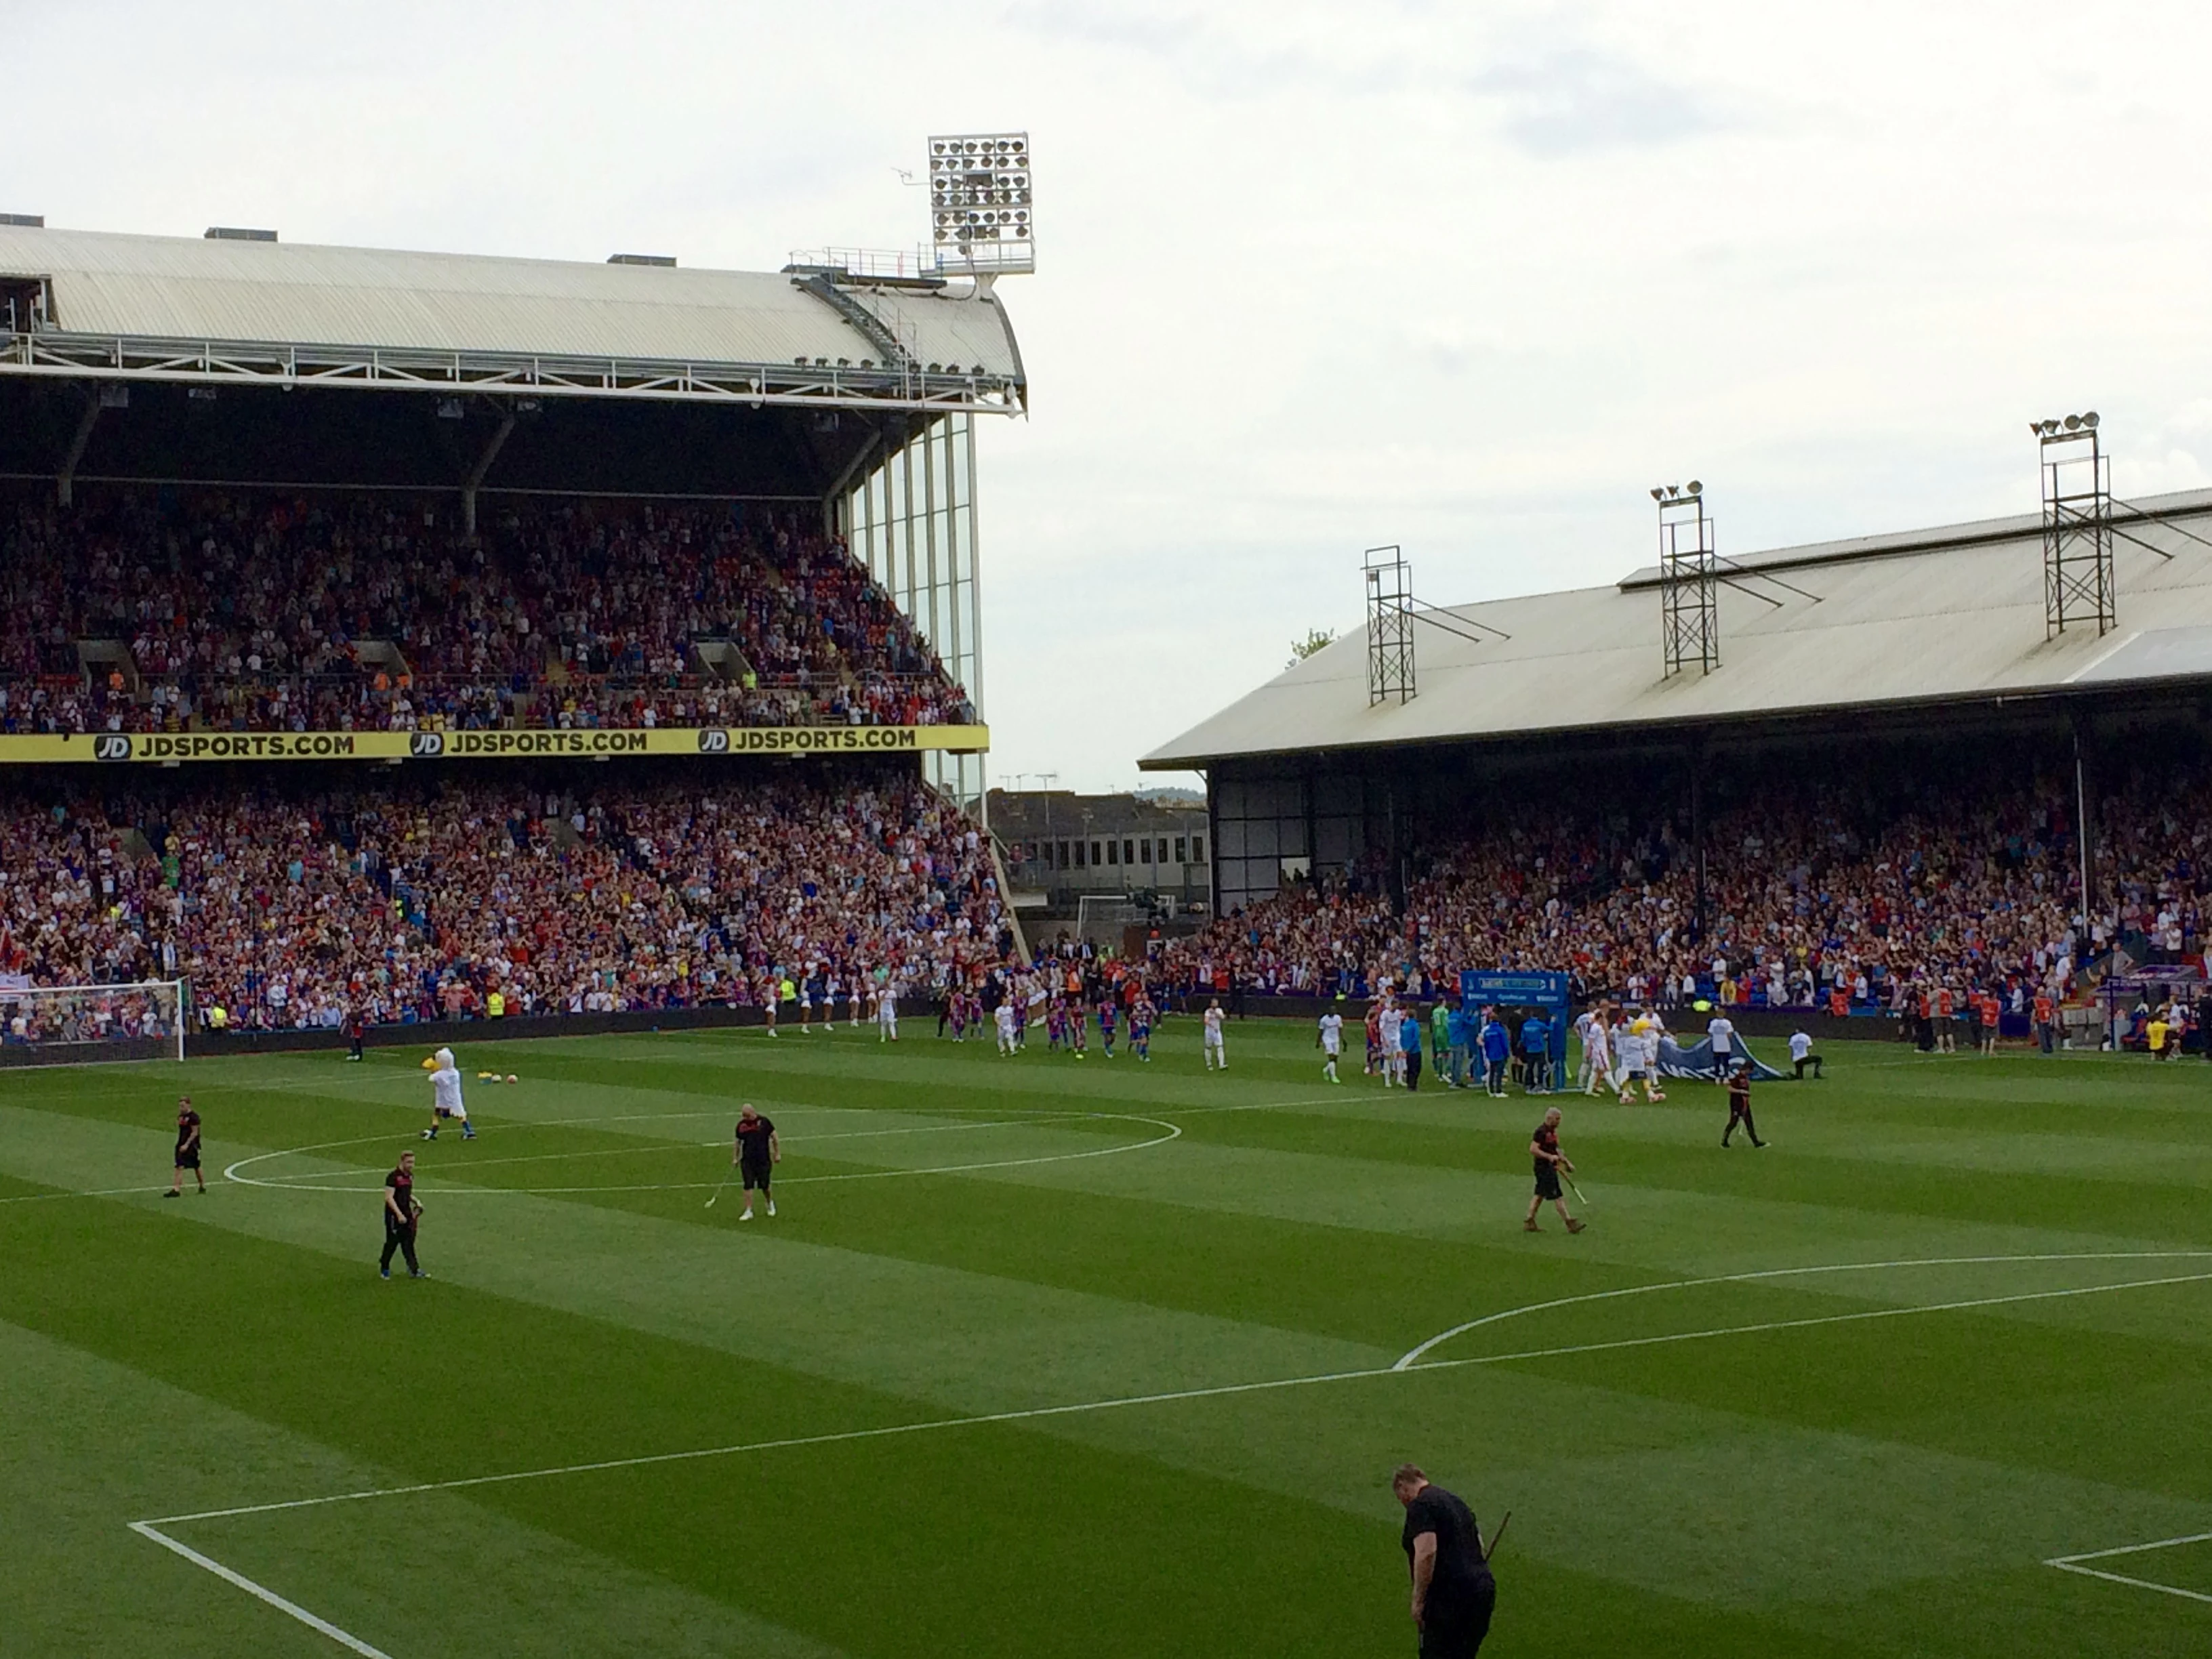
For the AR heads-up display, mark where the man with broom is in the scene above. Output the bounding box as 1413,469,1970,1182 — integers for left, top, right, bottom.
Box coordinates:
1393,1463,1500,1656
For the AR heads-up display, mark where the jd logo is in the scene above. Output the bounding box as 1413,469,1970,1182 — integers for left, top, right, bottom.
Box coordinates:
94,735,134,761
408,733,446,758
696,729,731,754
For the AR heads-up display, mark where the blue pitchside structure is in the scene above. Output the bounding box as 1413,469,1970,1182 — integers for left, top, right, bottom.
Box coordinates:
1462,969,1570,1094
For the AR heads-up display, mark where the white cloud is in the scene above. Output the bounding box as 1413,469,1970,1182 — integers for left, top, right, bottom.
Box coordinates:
7,1,2212,788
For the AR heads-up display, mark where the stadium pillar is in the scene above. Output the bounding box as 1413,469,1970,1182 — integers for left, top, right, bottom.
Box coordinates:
56,393,99,507
1385,771,1406,914
462,412,516,535
1689,735,1708,942
2071,705,2096,932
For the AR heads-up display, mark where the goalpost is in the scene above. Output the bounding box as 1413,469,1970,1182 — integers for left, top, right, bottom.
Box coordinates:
0,979,190,1063
1076,895,1147,954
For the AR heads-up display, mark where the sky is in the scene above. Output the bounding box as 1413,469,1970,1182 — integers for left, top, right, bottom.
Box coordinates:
9,1,2212,791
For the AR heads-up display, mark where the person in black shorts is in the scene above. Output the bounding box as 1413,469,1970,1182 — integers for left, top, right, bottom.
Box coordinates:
1394,1463,1498,1656
380,1149,425,1279
1524,1106,1585,1233
733,1105,780,1222
1722,1059,1767,1147
165,1095,204,1197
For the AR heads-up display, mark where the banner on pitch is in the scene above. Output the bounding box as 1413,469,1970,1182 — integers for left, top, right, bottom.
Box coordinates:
0,726,989,764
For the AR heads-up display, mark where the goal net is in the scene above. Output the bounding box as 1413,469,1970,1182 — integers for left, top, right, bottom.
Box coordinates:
1075,895,1149,954
0,979,189,1063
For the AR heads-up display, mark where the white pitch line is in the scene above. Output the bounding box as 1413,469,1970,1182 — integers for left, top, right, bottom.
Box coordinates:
2045,1563,2212,1605
220,1100,1162,1183
264,1115,1100,1181
138,1359,1411,1529
1398,1267,2212,1374
2047,1531,2212,1605
2048,1529,2212,1565
1393,1250,2212,1370
0,1182,178,1206
224,1115,1184,1197
129,1520,394,1657
134,1259,2212,1535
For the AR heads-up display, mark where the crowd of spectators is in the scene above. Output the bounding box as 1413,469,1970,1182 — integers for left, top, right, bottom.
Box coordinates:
0,486,972,735
0,767,1012,1032
1164,755,2212,1017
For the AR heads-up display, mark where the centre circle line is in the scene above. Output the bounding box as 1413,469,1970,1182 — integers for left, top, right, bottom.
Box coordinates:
223,1113,1183,1195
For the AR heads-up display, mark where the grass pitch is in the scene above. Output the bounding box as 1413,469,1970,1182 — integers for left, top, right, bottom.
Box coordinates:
6,1018,2212,1656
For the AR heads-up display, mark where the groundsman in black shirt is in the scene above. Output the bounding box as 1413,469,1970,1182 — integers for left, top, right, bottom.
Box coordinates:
1393,1463,1497,1658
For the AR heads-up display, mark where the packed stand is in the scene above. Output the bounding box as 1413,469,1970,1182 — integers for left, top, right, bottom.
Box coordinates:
1164,756,2212,1023
0,486,972,735
0,770,1012,1033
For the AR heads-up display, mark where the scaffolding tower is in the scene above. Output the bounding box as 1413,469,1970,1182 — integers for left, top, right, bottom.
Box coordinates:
1364,545,1416,704
2036,413,2114,638
1656,483,1719,676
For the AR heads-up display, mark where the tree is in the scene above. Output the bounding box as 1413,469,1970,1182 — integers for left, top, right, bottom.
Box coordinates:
1286,628,1335,669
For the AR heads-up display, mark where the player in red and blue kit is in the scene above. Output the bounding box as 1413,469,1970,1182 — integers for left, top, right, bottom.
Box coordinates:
1130,996,1155,1061
1070,1000,1089,1058
1097,998,1118,1058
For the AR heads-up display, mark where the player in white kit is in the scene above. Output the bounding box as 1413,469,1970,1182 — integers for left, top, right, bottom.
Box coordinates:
1317,1010,1345,1082
1378,1000,1405,1087
1633,1012,1668,1101
1614,1021,1652,1103
1574,1008,1601,1092
1203,999,1227,1070
876,981,899,1042
422,1047,474,1140
995,998,1019,1056
1582,1012,1613,1097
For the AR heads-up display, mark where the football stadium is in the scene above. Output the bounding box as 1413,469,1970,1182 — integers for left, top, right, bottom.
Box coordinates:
9,135,2212,1659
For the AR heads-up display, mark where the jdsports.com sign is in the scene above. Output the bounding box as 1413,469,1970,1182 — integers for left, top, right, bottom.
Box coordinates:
2,725,987,765
724,727,939,753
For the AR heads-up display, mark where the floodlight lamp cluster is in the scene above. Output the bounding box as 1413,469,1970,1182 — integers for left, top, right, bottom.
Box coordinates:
928,134,1032,250
1649,480,1704,503
2030,412,2100,438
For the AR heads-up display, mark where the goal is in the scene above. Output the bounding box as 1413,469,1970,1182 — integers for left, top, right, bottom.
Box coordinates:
0,979,189,1063
1075,895,1149,954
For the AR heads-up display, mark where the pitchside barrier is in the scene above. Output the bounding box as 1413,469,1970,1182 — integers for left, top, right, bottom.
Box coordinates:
0,1000,984,1067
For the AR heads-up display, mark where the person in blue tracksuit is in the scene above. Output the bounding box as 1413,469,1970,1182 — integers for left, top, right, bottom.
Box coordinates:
1400,1008,1425,1092
1479,1012,1511,1097
1447,1000,1476,1090
1519,1012,1552,1093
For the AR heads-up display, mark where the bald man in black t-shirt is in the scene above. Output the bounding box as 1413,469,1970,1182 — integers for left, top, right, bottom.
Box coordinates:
733,1105,779,1222
1393,1463,1497,1656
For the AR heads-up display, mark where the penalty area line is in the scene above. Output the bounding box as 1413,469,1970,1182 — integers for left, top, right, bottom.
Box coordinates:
136,1262,2212,1535
2047,1530,2212,1607
128,1520,394,1658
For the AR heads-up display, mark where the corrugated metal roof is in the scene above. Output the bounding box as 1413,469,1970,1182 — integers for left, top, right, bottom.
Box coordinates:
0,225,1021,378
1143,490,2212,769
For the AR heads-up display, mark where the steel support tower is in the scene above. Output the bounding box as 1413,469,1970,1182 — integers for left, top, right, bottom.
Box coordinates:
2036,414,2114,638
1364,545,1416,705
1656,483,1718,676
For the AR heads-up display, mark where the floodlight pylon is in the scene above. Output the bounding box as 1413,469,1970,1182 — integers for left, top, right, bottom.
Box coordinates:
926,133,1034,276
1364,546,1416,705
2037,415,2115,638
1658,485,1719,676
